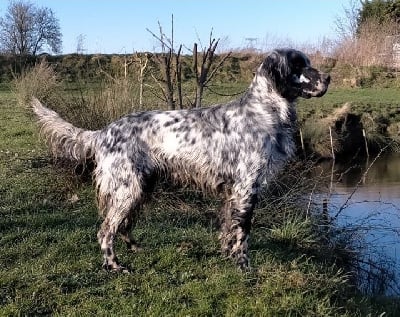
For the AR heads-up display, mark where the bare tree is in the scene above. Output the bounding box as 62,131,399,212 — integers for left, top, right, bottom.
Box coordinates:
147,17,231,109
146,16,182,110
0,0,62,56
334,0,360,40
76,34,86,54
193,34,232,108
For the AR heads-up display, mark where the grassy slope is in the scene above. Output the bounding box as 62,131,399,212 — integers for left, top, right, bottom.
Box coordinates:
298,87,400,122
1,87,398,316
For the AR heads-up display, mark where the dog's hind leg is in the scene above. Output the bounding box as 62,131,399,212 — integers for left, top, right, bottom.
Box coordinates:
118,172,157,253
119,212,143,252
219,198,233,256
96,171,144,273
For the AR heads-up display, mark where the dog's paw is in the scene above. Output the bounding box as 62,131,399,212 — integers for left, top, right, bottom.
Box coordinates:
128,244,143,253
236,255,251,272
102,263,131,274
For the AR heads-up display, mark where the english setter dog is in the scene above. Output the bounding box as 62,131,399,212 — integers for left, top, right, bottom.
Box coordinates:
31,48,330,272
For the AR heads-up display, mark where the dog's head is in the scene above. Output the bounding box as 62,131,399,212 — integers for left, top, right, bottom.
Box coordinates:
261,48,330,102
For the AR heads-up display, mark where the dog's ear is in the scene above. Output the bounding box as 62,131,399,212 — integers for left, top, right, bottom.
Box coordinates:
262,50,290,89
262,50,290,81
261,50,290,97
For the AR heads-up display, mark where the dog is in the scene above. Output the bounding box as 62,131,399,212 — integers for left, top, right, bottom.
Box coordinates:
31,48,330,272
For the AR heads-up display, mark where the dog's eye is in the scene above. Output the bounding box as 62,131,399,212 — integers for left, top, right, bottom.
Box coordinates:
293,59,306,68
291,56,309,70
291,62,304,75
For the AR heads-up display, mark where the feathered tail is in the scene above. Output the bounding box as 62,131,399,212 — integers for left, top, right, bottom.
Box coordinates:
31,97,99,163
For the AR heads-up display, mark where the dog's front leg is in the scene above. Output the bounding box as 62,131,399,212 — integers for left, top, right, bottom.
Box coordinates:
220,192,257,270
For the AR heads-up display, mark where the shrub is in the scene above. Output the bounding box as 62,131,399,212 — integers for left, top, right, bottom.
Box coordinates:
13,59,64,109
13,60,144,131
334,18,398,67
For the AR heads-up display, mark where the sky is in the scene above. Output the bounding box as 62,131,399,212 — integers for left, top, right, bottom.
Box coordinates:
0,0,354,54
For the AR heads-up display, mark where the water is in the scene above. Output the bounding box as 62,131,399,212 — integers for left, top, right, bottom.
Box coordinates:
316,153,400,295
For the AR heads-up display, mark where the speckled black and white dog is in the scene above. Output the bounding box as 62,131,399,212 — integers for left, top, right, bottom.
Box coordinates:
31,48,330,272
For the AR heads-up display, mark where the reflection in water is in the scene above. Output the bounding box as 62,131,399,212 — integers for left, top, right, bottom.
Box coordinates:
315,153,400,295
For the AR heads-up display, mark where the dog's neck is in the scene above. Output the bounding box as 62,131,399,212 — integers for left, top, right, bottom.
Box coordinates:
243,70,296,125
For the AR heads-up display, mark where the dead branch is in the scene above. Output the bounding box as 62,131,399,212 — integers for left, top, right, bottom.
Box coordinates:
204,50,232,86
134,52,150,108
331,145,390,222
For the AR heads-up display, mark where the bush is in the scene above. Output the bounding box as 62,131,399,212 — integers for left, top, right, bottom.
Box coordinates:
334,19,398,67
13,60,143,131
13,60,64,109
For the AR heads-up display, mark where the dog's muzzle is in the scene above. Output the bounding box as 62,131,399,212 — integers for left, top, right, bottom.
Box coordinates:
312,72,330,97
300,70,330,98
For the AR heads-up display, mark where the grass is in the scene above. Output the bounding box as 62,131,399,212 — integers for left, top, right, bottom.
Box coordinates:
2,83,400,316
298,87,400,126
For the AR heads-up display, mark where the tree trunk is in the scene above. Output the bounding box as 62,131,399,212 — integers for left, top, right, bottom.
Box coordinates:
176,45,183,109
162,51,175,110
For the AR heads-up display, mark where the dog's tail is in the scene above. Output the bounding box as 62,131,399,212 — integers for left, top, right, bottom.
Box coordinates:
31,97,99,163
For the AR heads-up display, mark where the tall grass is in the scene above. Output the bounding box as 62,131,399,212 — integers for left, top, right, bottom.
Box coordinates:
13,60,145,130
67,77,143,130
333,18,399,68
14,60,63,109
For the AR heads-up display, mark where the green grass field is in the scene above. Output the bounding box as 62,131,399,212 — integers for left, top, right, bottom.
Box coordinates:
298,87,400,121
1,85,400,316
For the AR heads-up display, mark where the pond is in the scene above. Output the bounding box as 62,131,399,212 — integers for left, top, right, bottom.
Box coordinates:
316,153,400,295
